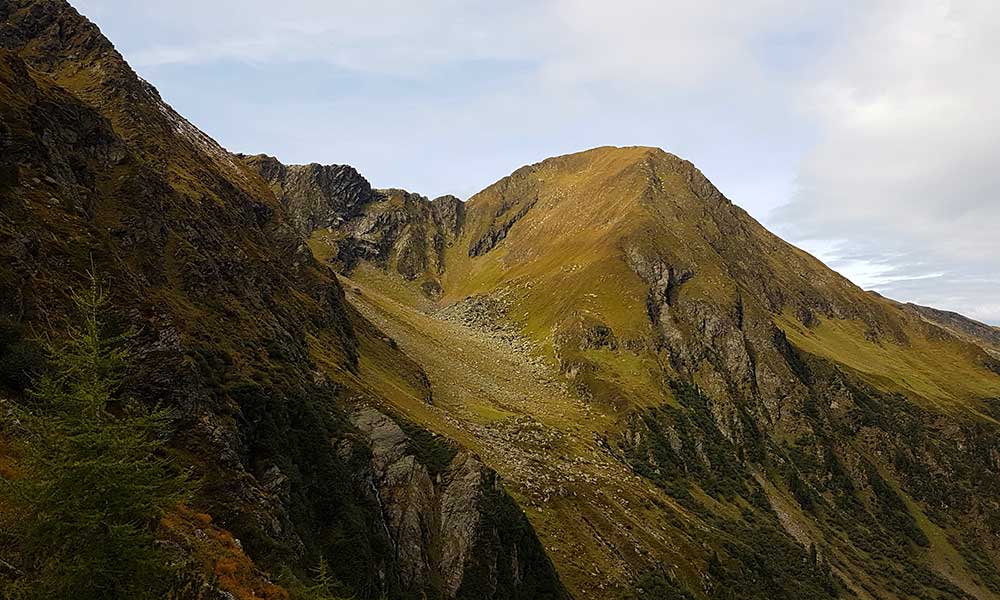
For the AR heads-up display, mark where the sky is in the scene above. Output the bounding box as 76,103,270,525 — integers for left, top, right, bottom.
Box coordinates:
72,0,1000,324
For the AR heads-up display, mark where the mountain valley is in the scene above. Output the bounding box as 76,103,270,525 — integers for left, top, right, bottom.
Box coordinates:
1,2,999,599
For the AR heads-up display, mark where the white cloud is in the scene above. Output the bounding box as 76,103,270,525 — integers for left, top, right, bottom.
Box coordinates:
772,0,1000,322
79,0,548,74
82,0,804,86
543,0,808,88
73,0,1000,323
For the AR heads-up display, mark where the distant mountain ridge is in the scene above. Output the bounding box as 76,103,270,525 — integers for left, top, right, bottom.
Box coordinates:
905,302,1000,359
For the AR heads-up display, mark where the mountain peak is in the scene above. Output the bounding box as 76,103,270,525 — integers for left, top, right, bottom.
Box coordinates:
5,4,1000,600
520,145,689,180
544,144,675,160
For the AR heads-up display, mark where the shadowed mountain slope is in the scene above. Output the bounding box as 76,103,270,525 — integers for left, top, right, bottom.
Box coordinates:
0,2,566,598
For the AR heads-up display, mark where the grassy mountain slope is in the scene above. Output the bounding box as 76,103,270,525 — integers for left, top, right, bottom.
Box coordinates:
276,146,1000,599
0,2,566,598
2,1,998,598
441,146,999,415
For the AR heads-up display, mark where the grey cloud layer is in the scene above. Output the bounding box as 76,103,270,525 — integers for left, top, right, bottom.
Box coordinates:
773,0,1000,323
75,0,1000,323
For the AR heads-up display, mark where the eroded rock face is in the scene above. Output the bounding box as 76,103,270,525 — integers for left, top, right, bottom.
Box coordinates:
351,407,437,590
624,245,799,443
438,454,487,596
431,194,465,238
350,407,568,600
244,156,466,290
243,154,376,236
468,198,536,258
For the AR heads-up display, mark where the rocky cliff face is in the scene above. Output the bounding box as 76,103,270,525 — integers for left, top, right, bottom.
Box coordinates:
0,2,565,598
348,407,565,599
245,155,465,298
242,154,377,236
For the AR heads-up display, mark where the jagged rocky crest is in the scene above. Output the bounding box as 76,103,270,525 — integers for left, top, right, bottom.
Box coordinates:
245,154,466,297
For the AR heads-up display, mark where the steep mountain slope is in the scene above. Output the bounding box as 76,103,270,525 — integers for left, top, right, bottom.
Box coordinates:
0,2,565,598
255,147,1000,600
2,1,999,599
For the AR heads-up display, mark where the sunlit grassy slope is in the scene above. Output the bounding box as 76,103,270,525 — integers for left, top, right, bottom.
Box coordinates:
779,309,1000,415
338,265,712,599
441,146,1000,413
322,146,1000,600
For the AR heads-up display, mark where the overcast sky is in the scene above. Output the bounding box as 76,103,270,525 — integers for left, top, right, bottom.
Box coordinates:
73,0,1000,324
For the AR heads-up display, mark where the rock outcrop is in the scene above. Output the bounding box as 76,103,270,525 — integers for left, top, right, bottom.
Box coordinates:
242,154,377,236
245,156,466,295
349,407,568,600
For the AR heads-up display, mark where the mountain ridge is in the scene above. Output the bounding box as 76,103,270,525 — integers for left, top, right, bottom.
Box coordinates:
252,145,1000,597
900,300,1000,360
250,144,998,341
1,2,999,600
